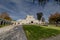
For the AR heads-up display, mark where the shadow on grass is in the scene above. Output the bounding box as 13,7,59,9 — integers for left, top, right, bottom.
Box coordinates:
23,25,60,40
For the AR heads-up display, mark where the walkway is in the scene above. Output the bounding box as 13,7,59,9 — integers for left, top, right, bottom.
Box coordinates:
0,25,27,40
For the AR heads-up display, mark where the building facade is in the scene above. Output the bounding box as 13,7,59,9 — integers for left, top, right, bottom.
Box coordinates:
13,15,45,25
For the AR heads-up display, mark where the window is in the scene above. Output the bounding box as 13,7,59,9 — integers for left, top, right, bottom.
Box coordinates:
31,21,33,23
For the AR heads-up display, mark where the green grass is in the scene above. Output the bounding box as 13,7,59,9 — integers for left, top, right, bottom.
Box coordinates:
0,24,10,28
42,25,60,30
23,25,60,40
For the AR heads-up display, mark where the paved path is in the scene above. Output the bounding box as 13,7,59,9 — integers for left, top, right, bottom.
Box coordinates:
41,35,60,40
0,25,27,40
39,34,60,40
0,25,15,34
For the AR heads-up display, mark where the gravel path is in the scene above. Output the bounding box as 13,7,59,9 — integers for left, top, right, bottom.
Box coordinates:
46,35,60,40
0,25,27,40
0,25,16,34
40,34,60,40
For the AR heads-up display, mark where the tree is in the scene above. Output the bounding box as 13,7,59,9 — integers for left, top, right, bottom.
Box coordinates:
33,0,49,5
49,12,60,26
41,17,45,22
54,0,60,2
37,12,43,21
0,12,12,21
32,0,34,2
54,0,60,5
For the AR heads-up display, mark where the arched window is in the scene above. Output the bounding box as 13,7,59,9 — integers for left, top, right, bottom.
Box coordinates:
31,21,33,23
18,22,20,24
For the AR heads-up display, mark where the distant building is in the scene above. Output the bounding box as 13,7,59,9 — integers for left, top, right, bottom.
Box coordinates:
13,15,45,25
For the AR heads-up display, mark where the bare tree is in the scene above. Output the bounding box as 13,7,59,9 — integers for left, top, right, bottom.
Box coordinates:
0,12,12,21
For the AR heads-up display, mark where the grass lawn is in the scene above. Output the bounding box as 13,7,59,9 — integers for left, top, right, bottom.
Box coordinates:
23,25,60,40
0,24,10,28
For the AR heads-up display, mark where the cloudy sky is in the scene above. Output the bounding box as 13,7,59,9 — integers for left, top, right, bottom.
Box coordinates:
0,0,60,21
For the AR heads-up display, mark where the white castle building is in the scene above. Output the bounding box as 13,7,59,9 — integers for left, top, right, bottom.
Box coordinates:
13,15,45,25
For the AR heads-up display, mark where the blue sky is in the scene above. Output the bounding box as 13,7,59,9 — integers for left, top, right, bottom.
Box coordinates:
0,0,60,22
